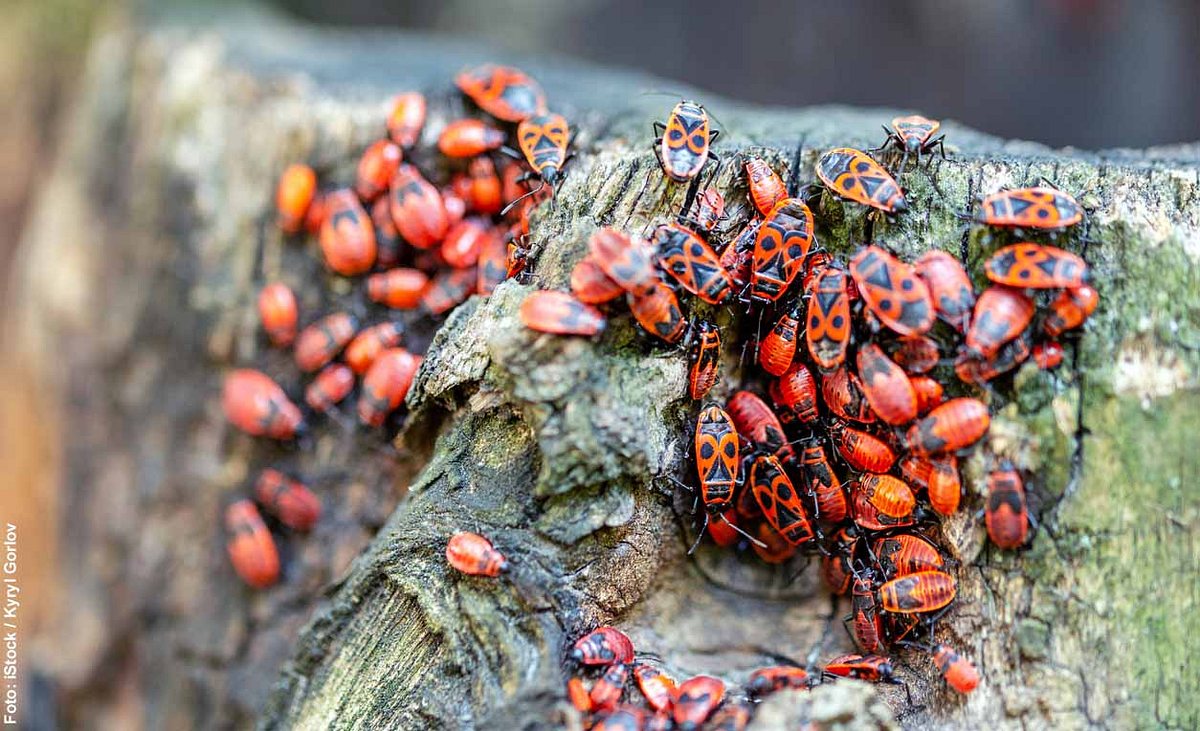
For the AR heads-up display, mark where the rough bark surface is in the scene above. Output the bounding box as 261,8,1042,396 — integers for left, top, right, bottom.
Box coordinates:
10,8,1200,731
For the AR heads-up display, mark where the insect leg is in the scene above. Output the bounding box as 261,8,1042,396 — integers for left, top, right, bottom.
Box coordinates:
687,513,709,555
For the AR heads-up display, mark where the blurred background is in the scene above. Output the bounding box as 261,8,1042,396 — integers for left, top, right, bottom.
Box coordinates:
5,0,1200,290
7,0,1199,286
276,0,1200,150
0,0,1197,722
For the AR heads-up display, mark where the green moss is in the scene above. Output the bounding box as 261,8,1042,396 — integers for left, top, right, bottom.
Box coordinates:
1058,390,1200,729
1067,390,1198,532
1015,619,1051,661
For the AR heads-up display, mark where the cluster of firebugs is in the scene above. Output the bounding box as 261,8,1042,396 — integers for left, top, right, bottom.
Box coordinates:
221,64,560,587
218,62,1099,728
516,107,1096,727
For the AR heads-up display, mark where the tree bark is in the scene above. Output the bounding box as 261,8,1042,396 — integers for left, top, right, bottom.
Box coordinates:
9,8,1200,731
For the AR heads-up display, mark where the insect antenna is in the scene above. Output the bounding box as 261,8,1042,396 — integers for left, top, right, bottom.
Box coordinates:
638,90,729,133
499,179,547,218
719,512,766,548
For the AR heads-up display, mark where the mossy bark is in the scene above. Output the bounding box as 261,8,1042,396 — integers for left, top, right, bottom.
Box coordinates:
9,8,1200,731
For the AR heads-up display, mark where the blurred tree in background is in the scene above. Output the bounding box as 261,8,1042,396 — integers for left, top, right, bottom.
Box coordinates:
275,0,1200,150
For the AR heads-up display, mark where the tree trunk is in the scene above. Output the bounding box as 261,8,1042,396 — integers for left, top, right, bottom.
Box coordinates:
9,8,1200,731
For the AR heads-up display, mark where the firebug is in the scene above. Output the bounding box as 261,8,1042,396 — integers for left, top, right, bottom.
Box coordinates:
800,444,847,522
295,312,358,373
258,282,298,348
275,163,317,234
891,335,939,374
420,268,477,315
878,570,957,614
368,268,430,310
914,250,975,334
445,531,508,577
652,222,733,304
386,92,426,148
455,64,546,122
358,348,420,427
967,285,1035,358
355,139,402,202
344,322,404,375
986,463,1028,549
977,186,1082,230
727,390,794,465
515,111,570,193
747,666,810,697
932,644,980,694
830,422,895,472
874,115,945,173
856,343,918,426
1043,285,1098,337
849,245,935,336
771,362,819,424
816,148,907,214
758,303,802,376
821,366,876,424
633,664,676,712
688,322,722,400
571,256,625,305
873,533,943,579
750,454,815,546
389,163,449,249
673,675,725,731
320,190,378,276
744,156,788,216
1032,341,1064,369
654,101,718,183
627,282,686,344
984,243,1088,289
823,654,900,684
437,118,506,158
223,369,304,440
589,227,659,297
520,291,606,336
859,473,916,518
255,469,321,531
225,500,280,589
590,663,630,712
751,198,815,302
571,627,635,666
305,363,355,413
687,188,726,232
851,571,885,653
905,397,990,456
